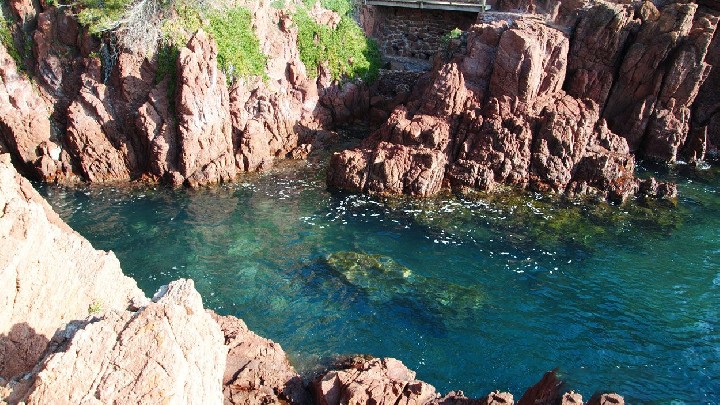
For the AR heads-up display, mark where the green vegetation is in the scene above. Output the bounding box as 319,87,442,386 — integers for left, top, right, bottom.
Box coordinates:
88,300,103,314
442,27,463,42
294,6,381,81
0,2,32,71
206,7,267,81
0,9,20,65
76,0,132,34
70,0,379,83
305,0,356,16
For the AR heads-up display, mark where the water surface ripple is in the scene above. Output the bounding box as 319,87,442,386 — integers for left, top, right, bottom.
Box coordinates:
37,162,720,404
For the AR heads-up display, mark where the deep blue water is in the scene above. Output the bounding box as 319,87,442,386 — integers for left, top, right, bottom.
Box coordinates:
37,160,720,404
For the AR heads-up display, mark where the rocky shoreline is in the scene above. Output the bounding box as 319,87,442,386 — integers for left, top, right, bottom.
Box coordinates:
0,154,625,403
0,0,716,402
0,0,716,201
328,0,719,202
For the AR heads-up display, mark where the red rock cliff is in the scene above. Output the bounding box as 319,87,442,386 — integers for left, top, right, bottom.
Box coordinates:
329,1,718,200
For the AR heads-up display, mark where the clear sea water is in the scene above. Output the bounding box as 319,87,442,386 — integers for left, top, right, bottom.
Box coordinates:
37,159,719,404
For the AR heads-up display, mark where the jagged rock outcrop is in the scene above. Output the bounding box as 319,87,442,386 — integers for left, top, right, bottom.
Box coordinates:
65,58,142,182
328,13,679,201
214,313,309,404
0,154,147,380
0,0,379,186
23,280,226,404
176,30,237,187
602,2,718,162
496,0,720,164
314,357,440,404
313,357,624,405
0,39,72,181
230,3,329,174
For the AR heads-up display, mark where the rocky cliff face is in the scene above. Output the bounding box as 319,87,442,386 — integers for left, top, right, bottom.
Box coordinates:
328,0,718,200
0,0,375,187
0,153,147,380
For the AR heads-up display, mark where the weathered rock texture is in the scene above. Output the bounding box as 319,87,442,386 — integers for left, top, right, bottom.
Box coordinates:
329,0,720,200
0,153,147,379
0,34,73,181
176,30,236,187
315,357,439,405
0,0,384,187
24,280,225,404
313,357,624,405
214,313,310,404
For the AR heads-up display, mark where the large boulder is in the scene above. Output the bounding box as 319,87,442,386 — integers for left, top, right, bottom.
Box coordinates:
328,14,674,201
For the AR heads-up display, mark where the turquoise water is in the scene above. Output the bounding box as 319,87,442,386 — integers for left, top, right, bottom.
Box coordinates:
37,160,719,404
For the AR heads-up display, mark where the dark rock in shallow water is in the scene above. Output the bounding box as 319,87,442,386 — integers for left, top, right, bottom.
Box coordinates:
325,251,486,318
517,369,563,405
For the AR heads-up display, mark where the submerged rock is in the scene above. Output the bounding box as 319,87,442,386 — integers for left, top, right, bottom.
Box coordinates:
325,251,485,317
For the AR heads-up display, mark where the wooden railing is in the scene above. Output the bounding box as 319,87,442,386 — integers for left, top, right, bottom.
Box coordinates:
363,0,491,12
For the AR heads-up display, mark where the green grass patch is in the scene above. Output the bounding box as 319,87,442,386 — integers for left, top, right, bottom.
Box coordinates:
206,6,267,81
0,2,28,71
294,9,381,82
305,0,354,16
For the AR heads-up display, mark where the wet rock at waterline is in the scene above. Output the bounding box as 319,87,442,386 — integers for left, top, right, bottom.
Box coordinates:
328,3,708,200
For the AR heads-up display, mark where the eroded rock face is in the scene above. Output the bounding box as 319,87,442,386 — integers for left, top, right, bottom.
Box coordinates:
213,313,309,404
329,14,677,201
24,280,225,404
65,59,141,182
0,154,147,379
0,42,72,181
603,3,718,162
176,30,236,187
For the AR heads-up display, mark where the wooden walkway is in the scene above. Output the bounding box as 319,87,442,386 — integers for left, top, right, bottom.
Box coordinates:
364,0,490,13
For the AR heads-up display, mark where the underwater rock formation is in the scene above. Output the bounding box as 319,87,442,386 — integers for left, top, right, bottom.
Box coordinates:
325,251,485,318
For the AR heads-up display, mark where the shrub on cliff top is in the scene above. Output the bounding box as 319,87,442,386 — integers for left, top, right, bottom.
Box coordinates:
206,7,267,81
294,7,381,82
73,0,267,84
0,2,23,68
